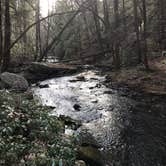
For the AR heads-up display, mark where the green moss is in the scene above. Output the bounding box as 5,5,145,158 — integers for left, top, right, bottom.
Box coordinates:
0,90,76,166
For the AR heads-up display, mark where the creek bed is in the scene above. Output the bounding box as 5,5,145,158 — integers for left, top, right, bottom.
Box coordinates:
33,70,166,166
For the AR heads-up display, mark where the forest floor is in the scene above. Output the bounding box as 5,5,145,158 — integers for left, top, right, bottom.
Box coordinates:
107,57,166,95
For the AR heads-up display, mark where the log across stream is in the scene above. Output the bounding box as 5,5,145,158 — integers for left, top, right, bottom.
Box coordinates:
33,70,166,166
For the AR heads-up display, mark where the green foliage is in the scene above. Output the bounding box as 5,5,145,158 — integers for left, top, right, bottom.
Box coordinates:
0,91,76,166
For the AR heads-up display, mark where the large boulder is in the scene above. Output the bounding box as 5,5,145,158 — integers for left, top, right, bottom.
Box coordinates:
77,146,103,165
0,72,29,91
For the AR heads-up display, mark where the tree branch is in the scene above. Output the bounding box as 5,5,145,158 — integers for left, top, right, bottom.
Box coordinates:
38,10,81,61
9,10,78,51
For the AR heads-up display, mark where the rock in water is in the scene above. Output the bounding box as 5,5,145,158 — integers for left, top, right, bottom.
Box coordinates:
77,146,103,166
73,104,81,111
75,160,86,166
0,72,29,91
76,76,86,81
39,84,49,88
69,76,86,83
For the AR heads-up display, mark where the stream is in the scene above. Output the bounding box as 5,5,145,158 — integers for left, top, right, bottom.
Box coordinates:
33,70,166,166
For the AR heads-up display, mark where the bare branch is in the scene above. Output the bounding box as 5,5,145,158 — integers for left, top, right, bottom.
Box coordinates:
9,10,78,51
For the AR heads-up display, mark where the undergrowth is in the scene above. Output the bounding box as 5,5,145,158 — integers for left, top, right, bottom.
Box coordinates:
0,90,76,166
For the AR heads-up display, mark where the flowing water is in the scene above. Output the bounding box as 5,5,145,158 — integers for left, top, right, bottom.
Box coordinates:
33,70,166,166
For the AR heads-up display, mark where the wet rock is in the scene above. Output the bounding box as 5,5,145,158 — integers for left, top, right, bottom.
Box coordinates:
105,75,112,83
105,75,112,80
0,72,29,91
48,106,56,109
73,104,81,111
69,76,86,83
77,128,101,148
104,90,114,94
65,128,75,136
35,82,42,87
59,115,82,130
95,83,102,88
69,80,79,83
76,76,86,81
90,77,99,81
39,84,49,88
77,146,103,166
75,160,86,166
91,100,98,103
24,90,34,100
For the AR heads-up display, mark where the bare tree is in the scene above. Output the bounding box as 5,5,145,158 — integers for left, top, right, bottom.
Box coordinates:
35,0,42,61
91,0,104,52
1,0,11,72
0,0,3,63
133,0,142,63
22,0,28,55
158,0,166,50
142,0,149,69
113,0,120,69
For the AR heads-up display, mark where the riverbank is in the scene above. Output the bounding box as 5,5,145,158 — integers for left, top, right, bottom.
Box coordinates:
0,90,76,166
105,57,166,95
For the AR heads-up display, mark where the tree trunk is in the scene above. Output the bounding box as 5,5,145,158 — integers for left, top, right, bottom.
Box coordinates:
103,0,110,31
1,0,11,72
22,0,28,55
142,0,149,70
35,0,41,61
103,0,112,59
122,0,127,32
113,0,120,69
0,0,3,64
82,9,91,48
158,0,166,50
46,1,50,49
92,0,104,54
133,0,142,63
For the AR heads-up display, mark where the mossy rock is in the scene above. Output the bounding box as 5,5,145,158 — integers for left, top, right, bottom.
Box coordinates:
77,146,103,166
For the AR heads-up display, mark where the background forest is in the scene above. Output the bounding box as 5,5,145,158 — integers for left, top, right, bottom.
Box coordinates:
0,0,166,71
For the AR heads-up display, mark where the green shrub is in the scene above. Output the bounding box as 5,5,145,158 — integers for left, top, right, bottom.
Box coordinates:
0,90,76,166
